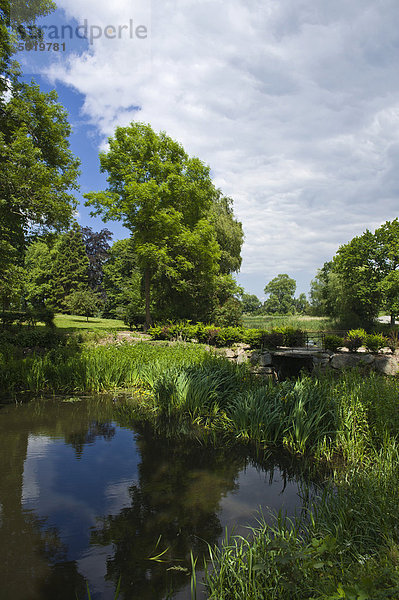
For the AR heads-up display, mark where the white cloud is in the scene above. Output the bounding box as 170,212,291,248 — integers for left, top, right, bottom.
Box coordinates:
44,0,399,294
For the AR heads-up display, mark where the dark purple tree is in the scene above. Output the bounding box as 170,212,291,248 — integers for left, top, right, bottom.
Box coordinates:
80,226,112,292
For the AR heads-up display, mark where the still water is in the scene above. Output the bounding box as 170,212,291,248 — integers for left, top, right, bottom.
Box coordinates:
0,397,314,600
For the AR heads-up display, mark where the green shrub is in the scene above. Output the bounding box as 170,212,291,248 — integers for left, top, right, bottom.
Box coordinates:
277,326,306,347
243,329,265,348
324,334,345,352
213,326,243,347
260,331,284,349
364,333,387,353
345,328,367,352
212,298,243,327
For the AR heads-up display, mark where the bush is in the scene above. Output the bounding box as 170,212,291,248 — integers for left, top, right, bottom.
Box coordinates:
364,333,387,353
275,326,306,347
345,328,367,352
213,326,243,347
324,334,345,352
212,298,243,328
243,329,265,348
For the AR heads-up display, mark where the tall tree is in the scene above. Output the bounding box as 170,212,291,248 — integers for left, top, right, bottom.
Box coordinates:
85,122,242,328
241,293,261,314
80,226,112,292
310,219,399,326
51,223,89,309
264,274,296,314
0,0,80,304
102,238,144,319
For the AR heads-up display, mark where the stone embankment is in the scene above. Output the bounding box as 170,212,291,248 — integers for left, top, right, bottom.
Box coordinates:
223,344,399,379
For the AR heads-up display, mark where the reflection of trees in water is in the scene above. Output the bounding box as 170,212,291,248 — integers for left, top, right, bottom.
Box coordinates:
91,426,246,599
65,420,116,457
0,423,86,600
91,419,326,600
0,399,116,600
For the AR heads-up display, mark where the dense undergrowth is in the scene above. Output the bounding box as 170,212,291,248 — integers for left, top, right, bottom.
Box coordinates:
1,340,399,598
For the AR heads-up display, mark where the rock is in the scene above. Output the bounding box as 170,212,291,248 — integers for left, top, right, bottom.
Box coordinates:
249,351,260,365
224,348,236,359
380,347,393,354
252,366,275,376
373,355,399,376
236,353,248,364
330,353,374,369
236,343,251,350
259,352,272,367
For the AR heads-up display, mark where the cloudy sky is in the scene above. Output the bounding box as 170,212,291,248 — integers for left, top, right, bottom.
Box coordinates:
18,0,399,297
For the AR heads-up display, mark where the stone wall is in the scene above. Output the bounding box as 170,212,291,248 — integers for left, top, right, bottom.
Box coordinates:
222,344,399,378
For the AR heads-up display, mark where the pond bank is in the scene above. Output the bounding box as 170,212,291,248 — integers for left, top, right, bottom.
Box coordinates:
1,341,399,598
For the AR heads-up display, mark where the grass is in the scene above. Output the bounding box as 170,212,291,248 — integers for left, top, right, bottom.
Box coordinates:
49,313,128,331
242,314,337,331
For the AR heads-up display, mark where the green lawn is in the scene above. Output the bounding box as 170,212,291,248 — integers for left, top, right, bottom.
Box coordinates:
51,314,128,331
242,314,335,331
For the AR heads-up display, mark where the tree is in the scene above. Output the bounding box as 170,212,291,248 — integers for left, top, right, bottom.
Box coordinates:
310,219,399,326
24,239,54,308
50,223,89,309
1,0,80,303
85,122,243,328
65,287,103,322
241,293,261,314
80,226,112,293
102,238,144,322
264,274,296,314
294,293,310,315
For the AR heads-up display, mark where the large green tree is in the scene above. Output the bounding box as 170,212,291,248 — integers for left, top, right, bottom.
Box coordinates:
264,274,296,315
1,0,80,306
85,122,243,327
310,219,399,326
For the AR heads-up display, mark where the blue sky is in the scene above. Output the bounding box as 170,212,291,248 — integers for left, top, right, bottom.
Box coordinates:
15,0,399,299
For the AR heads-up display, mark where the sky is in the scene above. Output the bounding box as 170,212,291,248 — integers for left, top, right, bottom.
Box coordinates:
15,0,399,298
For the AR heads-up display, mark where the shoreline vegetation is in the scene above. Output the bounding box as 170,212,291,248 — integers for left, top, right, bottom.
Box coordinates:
1,325,399,599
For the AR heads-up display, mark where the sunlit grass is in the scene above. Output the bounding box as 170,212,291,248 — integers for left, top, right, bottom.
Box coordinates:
50,313,128,331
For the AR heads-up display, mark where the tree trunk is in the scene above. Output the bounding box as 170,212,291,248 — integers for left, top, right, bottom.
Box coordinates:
144,267,152,331
391,314,396,326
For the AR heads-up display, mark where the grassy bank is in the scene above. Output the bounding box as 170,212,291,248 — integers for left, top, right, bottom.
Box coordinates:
1,341,398,598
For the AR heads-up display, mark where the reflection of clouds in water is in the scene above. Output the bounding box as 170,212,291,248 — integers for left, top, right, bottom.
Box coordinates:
219,465,301,534
77,545,116,600
105,479,137,514
22,434,53,503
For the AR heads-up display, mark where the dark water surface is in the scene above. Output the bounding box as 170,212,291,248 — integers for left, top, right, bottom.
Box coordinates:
0,397,315,600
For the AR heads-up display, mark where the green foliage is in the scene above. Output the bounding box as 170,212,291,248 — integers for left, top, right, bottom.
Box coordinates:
84,122,242,327
212,297,243,327
241,293,262,314
324,335,344,352
313,220,399,326
345,329,366,352
364,333,387,353
51,222,90,309
0,80,80,286
264,274,297,315
102,238,144,319
65,287,103,322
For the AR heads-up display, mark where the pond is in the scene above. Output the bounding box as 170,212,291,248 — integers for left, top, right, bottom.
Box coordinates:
0,396,317,600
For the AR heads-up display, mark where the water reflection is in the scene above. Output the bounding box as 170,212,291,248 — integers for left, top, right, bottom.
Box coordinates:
0,398,317,600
